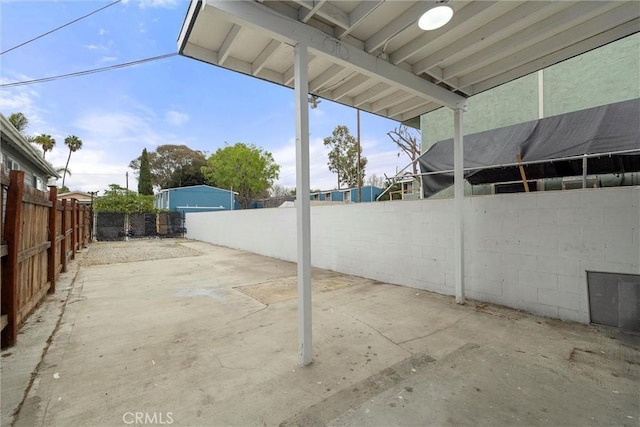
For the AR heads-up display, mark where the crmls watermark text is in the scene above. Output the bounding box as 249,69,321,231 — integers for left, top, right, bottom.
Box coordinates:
122,412,174,425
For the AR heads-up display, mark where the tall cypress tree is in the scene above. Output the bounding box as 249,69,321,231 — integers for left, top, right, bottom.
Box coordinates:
138,148,154,195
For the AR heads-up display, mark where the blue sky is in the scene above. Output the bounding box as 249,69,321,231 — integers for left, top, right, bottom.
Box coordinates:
0,0,409,193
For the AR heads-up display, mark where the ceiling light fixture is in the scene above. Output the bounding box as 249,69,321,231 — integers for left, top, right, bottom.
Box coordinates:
418,2,454,31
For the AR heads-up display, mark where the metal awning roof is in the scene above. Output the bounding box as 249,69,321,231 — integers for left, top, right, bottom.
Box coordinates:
178,0,639,122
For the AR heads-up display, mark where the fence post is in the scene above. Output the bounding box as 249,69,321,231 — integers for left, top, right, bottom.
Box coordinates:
61,199,68,273
1,170,24,346
48,186,58,294
83,205,88,247
79,205,84,248
71,199,77,259
84,206,88,246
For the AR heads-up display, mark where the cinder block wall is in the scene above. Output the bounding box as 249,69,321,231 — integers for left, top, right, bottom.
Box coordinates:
186,187,640,323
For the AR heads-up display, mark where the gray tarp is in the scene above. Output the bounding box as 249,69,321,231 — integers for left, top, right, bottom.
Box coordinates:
418,98,640,197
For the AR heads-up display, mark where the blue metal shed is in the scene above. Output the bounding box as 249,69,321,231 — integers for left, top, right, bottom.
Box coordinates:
154,185,240,214
310,185,382,203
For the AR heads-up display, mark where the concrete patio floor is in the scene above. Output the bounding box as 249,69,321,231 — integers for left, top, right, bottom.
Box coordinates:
3,240,639,426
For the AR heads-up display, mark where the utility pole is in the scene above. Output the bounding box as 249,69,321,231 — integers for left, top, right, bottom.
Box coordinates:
357,109,361,203
126,171,129,190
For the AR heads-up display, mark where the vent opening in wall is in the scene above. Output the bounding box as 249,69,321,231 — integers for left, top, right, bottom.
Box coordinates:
587,271,640,333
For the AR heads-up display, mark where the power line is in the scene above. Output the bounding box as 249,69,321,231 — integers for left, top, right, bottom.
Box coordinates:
0,0,123,56
0,53,178,88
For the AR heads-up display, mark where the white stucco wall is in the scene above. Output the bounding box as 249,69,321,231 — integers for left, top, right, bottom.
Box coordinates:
186,187,640,323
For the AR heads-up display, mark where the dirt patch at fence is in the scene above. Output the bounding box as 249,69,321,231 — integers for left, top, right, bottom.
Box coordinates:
81,239,202,266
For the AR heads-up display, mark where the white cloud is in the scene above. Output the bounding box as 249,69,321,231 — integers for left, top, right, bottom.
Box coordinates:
99,28,107,36
46,148,133,193
98,56,118,63
74,109,179,148
0,76,47,132
51,106,189,192
271,136,402,191
165,110,189,126
137,0,179,9
271,138,335,190
84,44,99,50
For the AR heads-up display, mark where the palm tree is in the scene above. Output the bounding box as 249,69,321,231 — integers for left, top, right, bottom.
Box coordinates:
55,166,71,179
34,134,56,158
62,135,82,188
8,112,29,133
8,112,35,142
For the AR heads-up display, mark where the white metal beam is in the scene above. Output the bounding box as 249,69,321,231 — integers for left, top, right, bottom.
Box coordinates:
389,1,498,65
458,3,638,90
364,2,428,53
442,1,616,80
399,102,440,122
207,0,466,109
353,82,392,107
300,0,326,23
338,0,384,39
284,54,317,86
309,64,345,93
218,23,242,66
387,96,425,117
294,43,312,367
470,19,640,95
370,91,413,113
331,73,369,100
252,39,282,75
291,0,349,29
411,1,554,76
453,105,465,305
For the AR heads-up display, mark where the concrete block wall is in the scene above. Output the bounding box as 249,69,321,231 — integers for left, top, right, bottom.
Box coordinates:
186,186,640,323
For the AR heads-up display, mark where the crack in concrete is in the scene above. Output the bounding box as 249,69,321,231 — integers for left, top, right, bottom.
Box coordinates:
396,313,472,347
223,305,268,326
329,305,410,354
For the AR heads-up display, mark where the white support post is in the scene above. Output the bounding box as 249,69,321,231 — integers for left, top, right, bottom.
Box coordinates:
453,104,466,305
294,43,313,366
582,154,588,189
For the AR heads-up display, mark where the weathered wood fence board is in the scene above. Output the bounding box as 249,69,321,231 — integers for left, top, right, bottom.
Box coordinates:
0,169,91,347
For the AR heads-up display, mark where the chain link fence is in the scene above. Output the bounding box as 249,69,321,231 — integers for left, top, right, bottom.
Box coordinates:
95,212,185,241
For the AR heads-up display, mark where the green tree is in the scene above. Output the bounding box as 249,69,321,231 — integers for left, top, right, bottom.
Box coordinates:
324,125,367,189
138,148,154,195
93,184,155,213
62,135,82,188
201,142,280,209
8,112,29,133
34,134,56,158
129,144,206,189
8,112,35,143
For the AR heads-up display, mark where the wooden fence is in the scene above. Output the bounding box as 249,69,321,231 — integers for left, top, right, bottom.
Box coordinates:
1,169,91,347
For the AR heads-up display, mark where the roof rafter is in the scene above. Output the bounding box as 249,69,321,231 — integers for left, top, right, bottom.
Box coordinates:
389,1,499,65
218,23,242,66
442,0,617,81
459,3,638,90
252,39,282,75
291,0,350,29
412,1,564,76
337,0,384,39
208,0,465,109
